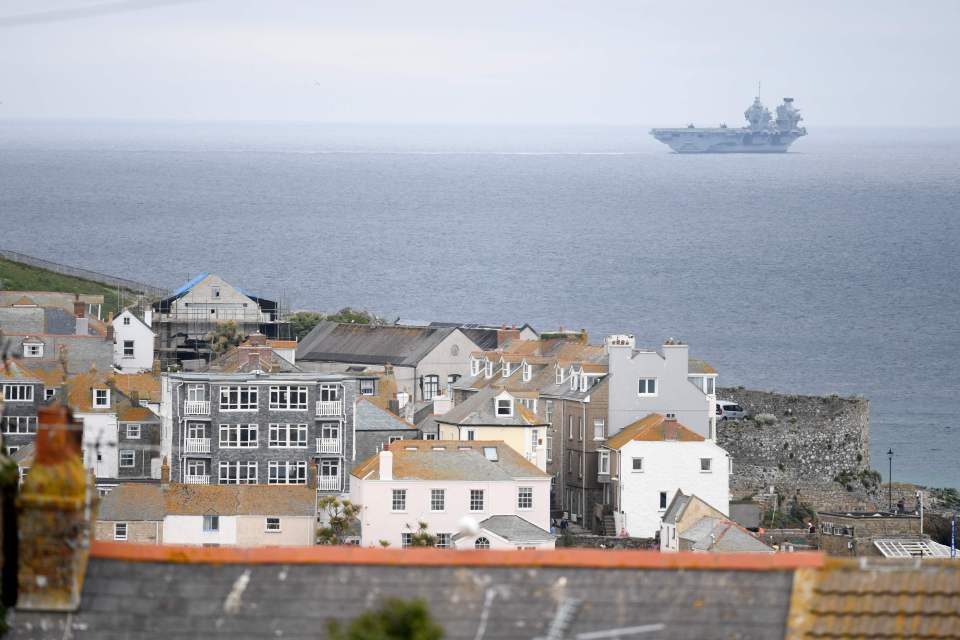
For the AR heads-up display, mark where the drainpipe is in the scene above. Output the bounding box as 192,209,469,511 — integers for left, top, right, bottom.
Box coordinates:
581,401,587,524
352,393,357,462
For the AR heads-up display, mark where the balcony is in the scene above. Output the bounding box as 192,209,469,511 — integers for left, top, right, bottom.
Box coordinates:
317,475,341,491
184,437,211,454
316,438,342,454
184,400,211,416
316,400,343,417
184,474,210,485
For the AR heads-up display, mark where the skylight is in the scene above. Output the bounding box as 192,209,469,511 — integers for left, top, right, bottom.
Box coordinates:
483,446,498,461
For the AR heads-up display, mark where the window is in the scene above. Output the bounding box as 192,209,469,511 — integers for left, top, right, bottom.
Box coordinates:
530,429,539,451
568,415,574,439
518,398,537,413
435,533,452,549
319,459,340,484
4,384,34,402
359,379,376,396
392,489,407,511
123,316,131,326
659,491,668,510
2,416,37,434
522,362,532,382
203,515,220,532
93,388,110,408
598,450,610,475
123,340,135,358
186,459,208,477
470,358,480,377
578,417,584,440
212,287,221,298
44,388,56,401
268,461,307,484
593,418,605,440
430,489,445,512
517,487,533,510
269,385,308,410
126,424,141,439
318,384,341,402
501,361,511,378
465,429,476,441
320,422,340,442
219,461,258,484
425,433,437,441
700,458,713,472
387,435,403,446
24,343,43,358
119,450,135,468
475,537,490,550
5,446,18,455
706,377,715,395
569,372,578,391
469,489,484,512
186,384,208,402
544,400,553,422
484,360,493,378
401,533,413,548
268,423,308,448
632,457,643,472
555,366,564,385
114,523,127,541
496,397,513,416
546,433,553,463
638,378,658,396
219,424,258,448
220,385,258,410
447,374,460,387
422,375,440,401
266,517,281,532
186,422,207,439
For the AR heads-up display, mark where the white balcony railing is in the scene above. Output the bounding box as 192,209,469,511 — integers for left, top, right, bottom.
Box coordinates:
184,438,211,453
317,475,341,491
316,438,342,454
316,400,343,417
184,474,210,485
184,400,211,415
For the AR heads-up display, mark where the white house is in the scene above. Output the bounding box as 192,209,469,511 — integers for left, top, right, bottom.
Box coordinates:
659,492,772,554
350,440,553,549
602,413,730,538
112,308,155,373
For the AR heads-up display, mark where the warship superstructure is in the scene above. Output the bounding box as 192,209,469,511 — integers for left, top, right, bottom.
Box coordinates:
651,96,806,153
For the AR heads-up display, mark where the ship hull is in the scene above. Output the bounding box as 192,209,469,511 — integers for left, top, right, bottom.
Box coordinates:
650,128,805,153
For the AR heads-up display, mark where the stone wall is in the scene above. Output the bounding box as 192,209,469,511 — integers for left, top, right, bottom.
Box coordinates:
559,533,656,550
716,388,870,503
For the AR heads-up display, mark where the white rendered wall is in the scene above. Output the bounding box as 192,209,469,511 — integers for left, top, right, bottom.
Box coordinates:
79,412,118,479
617,439,730,538
163,515,238,546
112,311,155,373
350,477,550,548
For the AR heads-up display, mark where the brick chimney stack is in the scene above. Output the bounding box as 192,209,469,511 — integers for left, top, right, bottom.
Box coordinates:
161,456,170,485
17,403,93,611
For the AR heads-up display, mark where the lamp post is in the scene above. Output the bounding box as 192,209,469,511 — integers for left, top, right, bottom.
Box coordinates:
887,448,894,513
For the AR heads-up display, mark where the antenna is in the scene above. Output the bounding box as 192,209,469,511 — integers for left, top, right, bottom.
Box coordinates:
757,80,761,100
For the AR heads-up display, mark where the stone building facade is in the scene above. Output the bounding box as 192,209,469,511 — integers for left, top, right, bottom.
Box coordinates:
817,511,921,556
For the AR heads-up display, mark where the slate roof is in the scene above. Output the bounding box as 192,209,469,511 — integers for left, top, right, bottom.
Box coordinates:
680,517,773,553
9,545,813,640
354,398,417,431
662,491,692,525
98,484,166,521
605,413,704,449
472,515,554,543
435,387,548,428
352,440,548,482
43,307,78,335
202,343,302,373
297,321,456,366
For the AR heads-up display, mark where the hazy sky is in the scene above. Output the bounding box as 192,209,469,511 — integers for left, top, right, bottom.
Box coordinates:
1,0,957,125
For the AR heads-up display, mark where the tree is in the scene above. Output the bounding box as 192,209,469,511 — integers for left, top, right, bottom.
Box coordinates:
316,496,361,544
405,521,436,547
288,308,384,342
325,307,380,325
206,320,243,356
327,598,443,640
289,311,324,341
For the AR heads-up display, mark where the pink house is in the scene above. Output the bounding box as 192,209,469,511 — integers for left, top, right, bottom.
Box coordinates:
350,440,554,549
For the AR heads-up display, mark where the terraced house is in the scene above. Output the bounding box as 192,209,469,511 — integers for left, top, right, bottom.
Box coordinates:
163,335,357,493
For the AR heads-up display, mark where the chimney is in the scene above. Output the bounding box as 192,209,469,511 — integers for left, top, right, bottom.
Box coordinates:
497,328,521,347
143,307,153,328
432,394,453,416
106,323,115,342
152,358,161,375
160,456,170,485
73,295,85,319
379,450,393,481
662,339,689,375
17,403,93,612
130,390,141,406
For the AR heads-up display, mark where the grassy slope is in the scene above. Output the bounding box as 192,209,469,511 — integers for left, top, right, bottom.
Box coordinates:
0,256,124,313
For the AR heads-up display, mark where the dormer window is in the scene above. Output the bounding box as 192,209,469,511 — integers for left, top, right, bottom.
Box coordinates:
93,388,111,408
501,361,511,378
555,366,564,385
580,375,588,392
496,397,513,417
569,372,579,391
24,342,43,358
470,357,480,377
522,361,532,382
484,360,493,378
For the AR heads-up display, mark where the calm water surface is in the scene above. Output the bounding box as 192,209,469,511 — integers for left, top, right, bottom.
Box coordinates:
1,121,958,487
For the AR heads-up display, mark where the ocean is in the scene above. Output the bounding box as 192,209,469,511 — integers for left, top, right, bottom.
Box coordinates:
1,120,958,488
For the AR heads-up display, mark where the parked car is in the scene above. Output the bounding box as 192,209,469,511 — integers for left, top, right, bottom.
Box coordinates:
715,400,747,421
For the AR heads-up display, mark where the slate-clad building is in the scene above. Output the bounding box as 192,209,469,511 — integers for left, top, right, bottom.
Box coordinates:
352,397,419,466
164,336,357,493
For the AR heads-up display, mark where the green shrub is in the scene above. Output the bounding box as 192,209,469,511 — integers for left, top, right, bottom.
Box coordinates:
327,598,443,640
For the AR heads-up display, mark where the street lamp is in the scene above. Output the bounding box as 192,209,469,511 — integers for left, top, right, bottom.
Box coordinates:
887,448,894,513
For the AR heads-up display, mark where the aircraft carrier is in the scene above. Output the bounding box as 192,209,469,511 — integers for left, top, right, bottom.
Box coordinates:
651,96,806,153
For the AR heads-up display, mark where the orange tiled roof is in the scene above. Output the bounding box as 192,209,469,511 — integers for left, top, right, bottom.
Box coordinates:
110,372,161,403
605,413,705,449
267,340,298,349
66,367,113,411
118,406,156,422
11,295,37,306
19,361,66,387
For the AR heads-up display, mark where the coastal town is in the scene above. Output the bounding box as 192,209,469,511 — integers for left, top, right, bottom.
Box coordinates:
1,257,958,637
